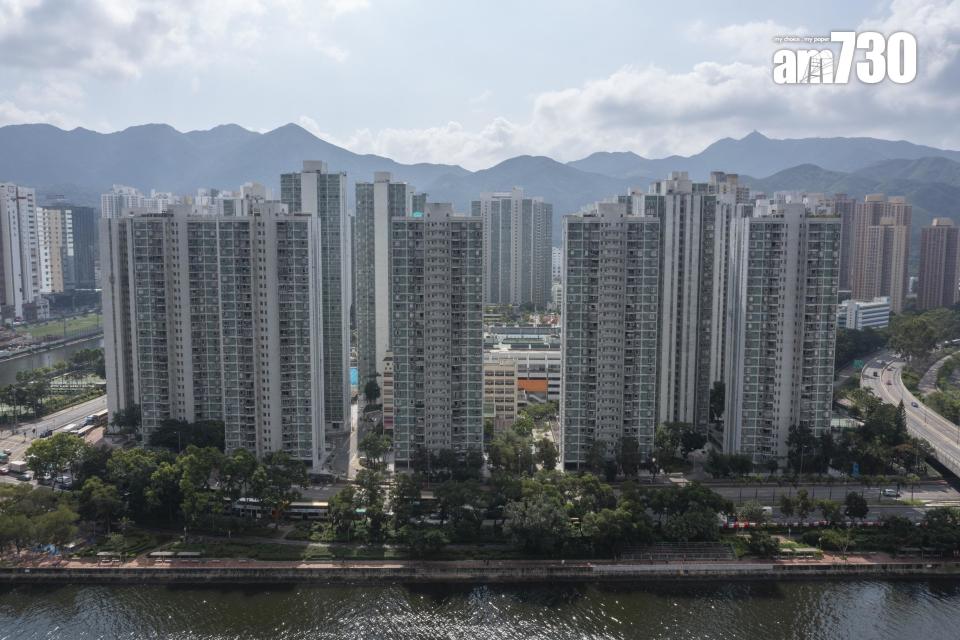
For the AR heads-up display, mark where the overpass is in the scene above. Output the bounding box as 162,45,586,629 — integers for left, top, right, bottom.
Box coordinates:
861,354,960,478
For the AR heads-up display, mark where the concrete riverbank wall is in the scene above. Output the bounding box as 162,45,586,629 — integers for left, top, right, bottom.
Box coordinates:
2,559,960,585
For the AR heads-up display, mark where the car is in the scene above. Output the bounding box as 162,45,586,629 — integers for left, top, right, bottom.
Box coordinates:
0,466,8,475
17,471,33,482
882,488,901,498
911,401,919,408
1,449,11,456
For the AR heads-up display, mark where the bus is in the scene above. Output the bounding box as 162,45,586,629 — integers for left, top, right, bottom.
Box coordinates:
75,424,97,438
83,409,109,428
229,498,330,521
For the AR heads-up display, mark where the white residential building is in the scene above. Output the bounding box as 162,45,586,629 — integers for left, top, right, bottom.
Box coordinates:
100,199,328,469
724,202,841,465
473,188,553,309
100,185,146,219
281,161,351,436
391,203,484,466
354,172,417,387
560,201,661,469
0,183,40,320
639,172,720,429
37,207,75,293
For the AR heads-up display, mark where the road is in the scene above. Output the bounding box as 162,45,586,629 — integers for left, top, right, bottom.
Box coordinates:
709,481,959,506
0,395,106,460
861,354,960,477
0,395,107,485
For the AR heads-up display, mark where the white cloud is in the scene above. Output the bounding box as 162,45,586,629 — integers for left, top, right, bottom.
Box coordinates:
0,0,365,79
312,0,960,168
687,20,808,63
0,100,75,129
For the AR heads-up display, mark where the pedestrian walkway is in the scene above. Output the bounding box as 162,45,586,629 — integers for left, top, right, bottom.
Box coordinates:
919,353,955,395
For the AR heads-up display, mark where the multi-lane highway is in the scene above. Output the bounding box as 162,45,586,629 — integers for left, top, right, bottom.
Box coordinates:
0,394,107,485
861,354,960,477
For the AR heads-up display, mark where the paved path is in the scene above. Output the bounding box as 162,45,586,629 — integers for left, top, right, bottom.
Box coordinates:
919,353,955,395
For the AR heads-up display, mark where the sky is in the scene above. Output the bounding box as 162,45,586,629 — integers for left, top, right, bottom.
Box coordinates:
0,0,958,169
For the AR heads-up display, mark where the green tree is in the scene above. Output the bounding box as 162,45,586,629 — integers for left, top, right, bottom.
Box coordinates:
794,489,815,520
844,491,870,521
616,436,642,477
110,405,141,434
435,480,485,541
817,499,843,524
256,451,308,529
219,448,259,504
504,492,571,554
488,429,535,475
107,448,164,516
398,525,448,557
736,500,767,524
363,379,381,404
33,505,79,551
888,315,938,361
586,439,608,476
176,446,224,531
654,423,682,462
582,507,652,555
146,461,183,521
329,485,360,541
663,508,719,542
680,430,708,457
747,530,780,557
390,473,424,530
511,416,536,437
787,425,819,474
358,431,391,469
536,438,559,471
149,419,225,453
80,477,123,534
25,432,88,485
778,494,796,518
704,449,730,478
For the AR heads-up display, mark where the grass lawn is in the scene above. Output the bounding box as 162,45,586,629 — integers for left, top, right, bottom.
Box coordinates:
19,313,102,340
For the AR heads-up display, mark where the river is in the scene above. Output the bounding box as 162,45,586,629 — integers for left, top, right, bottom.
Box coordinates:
1,580,960,639
0,336,103,387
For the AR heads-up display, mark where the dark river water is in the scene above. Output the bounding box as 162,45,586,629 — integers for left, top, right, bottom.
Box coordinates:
0,336,103,386
1,580,960,639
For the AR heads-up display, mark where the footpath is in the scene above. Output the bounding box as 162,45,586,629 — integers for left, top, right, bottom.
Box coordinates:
2,553,959,584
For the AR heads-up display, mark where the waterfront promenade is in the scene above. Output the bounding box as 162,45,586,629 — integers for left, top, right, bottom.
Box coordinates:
3,553,959,584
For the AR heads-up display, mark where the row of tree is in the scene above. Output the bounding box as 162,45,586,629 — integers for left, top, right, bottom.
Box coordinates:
825,392,930,476
0,484,79,555
324,462,735,557
23,432,308,535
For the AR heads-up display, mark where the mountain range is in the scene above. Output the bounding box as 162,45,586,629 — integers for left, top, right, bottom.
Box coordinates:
1,123,959,244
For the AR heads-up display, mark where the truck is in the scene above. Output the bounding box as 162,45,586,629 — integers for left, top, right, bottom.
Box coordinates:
8,460,29,474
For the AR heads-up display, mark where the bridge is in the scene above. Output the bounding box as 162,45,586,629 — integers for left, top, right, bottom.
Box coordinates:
861,354,960,478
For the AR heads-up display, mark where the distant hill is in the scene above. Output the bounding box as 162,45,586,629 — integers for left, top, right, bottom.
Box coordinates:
569,131,960,180
0,122,469,207
742,161,960,251
3,123,960,245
